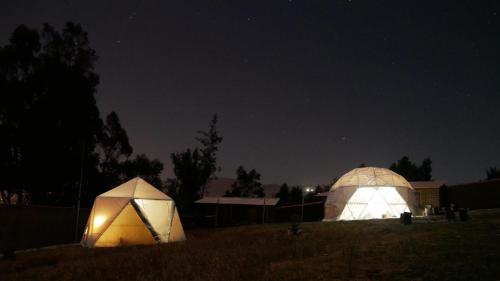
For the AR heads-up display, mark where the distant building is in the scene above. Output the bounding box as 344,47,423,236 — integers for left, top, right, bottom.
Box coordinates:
410,181,446,209
196,178,282,227
195,197,280,227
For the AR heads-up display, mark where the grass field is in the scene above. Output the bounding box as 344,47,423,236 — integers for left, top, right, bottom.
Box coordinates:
2,209,500,281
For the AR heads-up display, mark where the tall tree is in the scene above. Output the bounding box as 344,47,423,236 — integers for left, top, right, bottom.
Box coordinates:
276,183,289,201
419,158,433,181
122,154,164,188
0,23,102,205
486,167,500,180
171,148,205,210
226,166,264,198
96,111,164,192
0,23,166,206
164,177,180,198
171,114,223,210
289,186,303,204
0,25,41,204
389,156,432,181
196,114,223,196
101,112,132,162
98,111,133,187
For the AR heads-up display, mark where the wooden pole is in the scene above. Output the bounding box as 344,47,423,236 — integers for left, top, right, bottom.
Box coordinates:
214,197,220,227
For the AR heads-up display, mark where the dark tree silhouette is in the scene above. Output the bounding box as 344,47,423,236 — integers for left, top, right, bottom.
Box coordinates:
276,183,322,203
226,166,264,198
486,167,500,180
0,23,102,204
171,114,223,210
0,25,42,204
96,111,164,193
101,112,133,162
419,158,433,181
389,156,432,181
289,186,303,204
196,114,223,195
276,183,289,201
315,184,328,193
171,148,206,209
98,111,133,187
122,154,164,188
0,23,165,205
164,177,180,198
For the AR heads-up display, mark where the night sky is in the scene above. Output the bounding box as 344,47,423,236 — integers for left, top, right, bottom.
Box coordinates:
1,1,499,185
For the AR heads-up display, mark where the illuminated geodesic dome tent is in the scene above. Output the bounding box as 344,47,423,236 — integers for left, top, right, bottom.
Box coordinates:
81,177,185,247
324,167,417,221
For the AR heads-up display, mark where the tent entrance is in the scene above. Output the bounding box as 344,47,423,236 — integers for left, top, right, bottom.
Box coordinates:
338,186,410,220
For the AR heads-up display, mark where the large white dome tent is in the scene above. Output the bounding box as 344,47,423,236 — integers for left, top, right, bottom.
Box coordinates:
324,167,417,221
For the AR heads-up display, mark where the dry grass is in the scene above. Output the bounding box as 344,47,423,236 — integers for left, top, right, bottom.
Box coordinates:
2,209,500,281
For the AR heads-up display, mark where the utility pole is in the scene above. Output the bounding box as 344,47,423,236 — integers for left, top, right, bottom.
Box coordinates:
74,141,85,242
301,187,314,222
301,192,305,222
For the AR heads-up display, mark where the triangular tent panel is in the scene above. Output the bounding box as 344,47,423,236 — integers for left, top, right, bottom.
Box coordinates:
134,199,173,242
325,167,417,221
83,197,130,246
82,177,185,247
98,178,139,198
168,208,186,242
95,203,155,247
133,179,170,200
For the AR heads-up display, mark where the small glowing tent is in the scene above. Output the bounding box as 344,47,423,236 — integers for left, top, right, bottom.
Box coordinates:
324,167,416,221
81,177,185,247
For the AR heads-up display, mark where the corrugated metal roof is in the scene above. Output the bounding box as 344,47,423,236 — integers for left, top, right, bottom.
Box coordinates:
195,197,280,206
410,181,446,189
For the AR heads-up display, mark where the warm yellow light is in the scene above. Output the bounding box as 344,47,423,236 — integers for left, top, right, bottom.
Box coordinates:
93,215,106,228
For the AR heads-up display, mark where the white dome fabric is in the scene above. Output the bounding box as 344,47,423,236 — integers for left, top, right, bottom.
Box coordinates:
331,167,413,190
324,167,416,221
